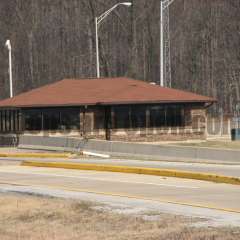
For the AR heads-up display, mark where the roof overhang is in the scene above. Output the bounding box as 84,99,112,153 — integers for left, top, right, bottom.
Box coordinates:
0,78,217,109
0,100,216,109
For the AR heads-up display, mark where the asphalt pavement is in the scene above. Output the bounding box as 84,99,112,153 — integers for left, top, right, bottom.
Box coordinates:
75,158,240,178
0,149,239,226
4,156,240,178
0,165,239,226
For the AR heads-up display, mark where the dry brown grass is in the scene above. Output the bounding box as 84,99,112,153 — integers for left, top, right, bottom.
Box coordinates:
0,193,239,240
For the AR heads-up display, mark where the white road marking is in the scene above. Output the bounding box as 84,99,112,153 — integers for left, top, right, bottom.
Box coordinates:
0,168,199,189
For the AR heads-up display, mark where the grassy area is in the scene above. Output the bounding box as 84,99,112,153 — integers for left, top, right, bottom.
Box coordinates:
174,140,240,150
0,194,239,240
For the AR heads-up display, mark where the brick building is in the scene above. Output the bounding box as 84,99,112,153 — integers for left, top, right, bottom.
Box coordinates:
0,78,215,141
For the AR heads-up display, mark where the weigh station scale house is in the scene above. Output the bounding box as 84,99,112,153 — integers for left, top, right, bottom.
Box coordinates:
0,77,216,142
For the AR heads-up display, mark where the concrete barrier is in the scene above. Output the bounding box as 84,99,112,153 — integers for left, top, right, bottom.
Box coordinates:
18,135,240,162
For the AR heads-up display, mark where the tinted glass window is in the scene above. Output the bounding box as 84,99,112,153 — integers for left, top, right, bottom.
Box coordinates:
149,106,166,127
24,110,42,131
24,108,80,131
113,106,130,129
150,105,184,128
166,106,183,127
43,110,60,130
60,108,80,130
131,106,146,128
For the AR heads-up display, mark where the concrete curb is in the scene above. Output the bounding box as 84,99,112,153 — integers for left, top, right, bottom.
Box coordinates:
21,161,240,185
0,153,71,159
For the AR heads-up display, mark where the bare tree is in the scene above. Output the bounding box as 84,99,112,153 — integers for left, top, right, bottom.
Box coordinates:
0,0,239,114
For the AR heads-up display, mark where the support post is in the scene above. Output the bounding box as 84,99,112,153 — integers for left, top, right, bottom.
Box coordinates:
105,107,111,141
41,111,44,131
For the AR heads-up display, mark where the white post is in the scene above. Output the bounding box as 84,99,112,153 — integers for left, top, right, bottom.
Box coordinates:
160,1,164,87
95,17,100,78
5,40,13,98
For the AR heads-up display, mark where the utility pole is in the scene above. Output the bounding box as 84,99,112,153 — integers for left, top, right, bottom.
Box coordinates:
160,0,176,87
5,40,13,98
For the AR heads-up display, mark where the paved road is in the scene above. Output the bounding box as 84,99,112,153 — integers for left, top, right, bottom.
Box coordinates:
0,165,239,226
7,156,240,178
76,158,240,178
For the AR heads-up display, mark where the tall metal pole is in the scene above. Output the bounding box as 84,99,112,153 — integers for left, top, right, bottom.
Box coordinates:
95,2,132,78
95,17,100,78
160,1,164,87
5,40,13,98
160,0,176,87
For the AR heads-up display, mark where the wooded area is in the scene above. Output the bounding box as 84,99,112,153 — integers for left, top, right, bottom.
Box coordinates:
0,0,239,114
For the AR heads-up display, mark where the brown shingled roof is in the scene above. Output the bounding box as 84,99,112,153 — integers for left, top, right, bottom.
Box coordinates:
0,77,216,108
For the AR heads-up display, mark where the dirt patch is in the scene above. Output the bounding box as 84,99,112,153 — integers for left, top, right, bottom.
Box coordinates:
0,193,239,240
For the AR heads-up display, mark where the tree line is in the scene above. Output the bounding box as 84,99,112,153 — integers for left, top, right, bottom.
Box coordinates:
0,0,239,115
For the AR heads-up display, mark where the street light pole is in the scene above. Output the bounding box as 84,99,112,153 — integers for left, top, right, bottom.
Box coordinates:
5,40,13,98
160,1,164,87
95,2,132,78
160,0,176,87
95,17,100,78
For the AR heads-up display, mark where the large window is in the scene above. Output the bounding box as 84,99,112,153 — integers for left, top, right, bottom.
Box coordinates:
166,106,183,127
23,108,80,131
149,105,185,128
131,106,146,128
0,110,21,132
113,105,185,129
60,108,80,130
113,106,146,129
150,106,166,127
24,110,42,131
43,110,60,130
113,106,130,129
